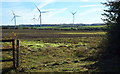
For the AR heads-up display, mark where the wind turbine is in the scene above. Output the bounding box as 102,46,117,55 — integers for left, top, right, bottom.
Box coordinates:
32,15,37,25
71,11,77,25
35,4,48,26
11,11,20,28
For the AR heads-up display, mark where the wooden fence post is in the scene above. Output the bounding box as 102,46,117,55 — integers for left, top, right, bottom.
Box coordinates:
12,40,16,68
16,40,19,67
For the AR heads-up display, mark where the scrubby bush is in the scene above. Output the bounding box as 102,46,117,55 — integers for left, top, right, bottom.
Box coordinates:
95,1,120,72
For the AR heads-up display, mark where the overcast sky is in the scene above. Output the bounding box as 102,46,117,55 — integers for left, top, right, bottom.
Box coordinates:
0,0,118,25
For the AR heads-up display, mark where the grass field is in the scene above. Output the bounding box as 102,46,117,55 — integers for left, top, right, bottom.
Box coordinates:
2,29,105,39
1,29,105,73
2,25,107,31
25,25,106,31
81,25,106,28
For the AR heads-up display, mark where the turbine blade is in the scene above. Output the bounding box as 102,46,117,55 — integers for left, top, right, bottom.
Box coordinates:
35,18,37,20
34,4,41,12
74,11,77,14
32,18,37,21
12,10,15,15
70,12,74,15
41,11,49,13
11,16,15,21
15,15,21,17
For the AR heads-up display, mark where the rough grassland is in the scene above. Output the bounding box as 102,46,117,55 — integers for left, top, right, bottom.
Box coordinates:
1,29,104,73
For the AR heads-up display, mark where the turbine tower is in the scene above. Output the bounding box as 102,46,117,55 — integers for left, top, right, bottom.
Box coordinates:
35,4,48,26
71,11,77,25
11,11,20,28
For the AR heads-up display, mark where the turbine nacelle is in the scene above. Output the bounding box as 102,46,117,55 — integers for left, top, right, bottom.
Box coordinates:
32,18,37,20
71,11,77,15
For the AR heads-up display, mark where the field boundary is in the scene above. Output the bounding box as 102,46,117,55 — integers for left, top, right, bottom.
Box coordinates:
0,39,19,68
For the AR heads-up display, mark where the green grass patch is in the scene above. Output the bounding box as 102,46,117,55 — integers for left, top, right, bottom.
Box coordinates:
2,37,103,73
26,25,107,30
81,25,106,28
60,32,106,34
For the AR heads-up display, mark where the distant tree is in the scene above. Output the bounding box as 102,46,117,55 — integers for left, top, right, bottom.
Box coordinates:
96,1,120,72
